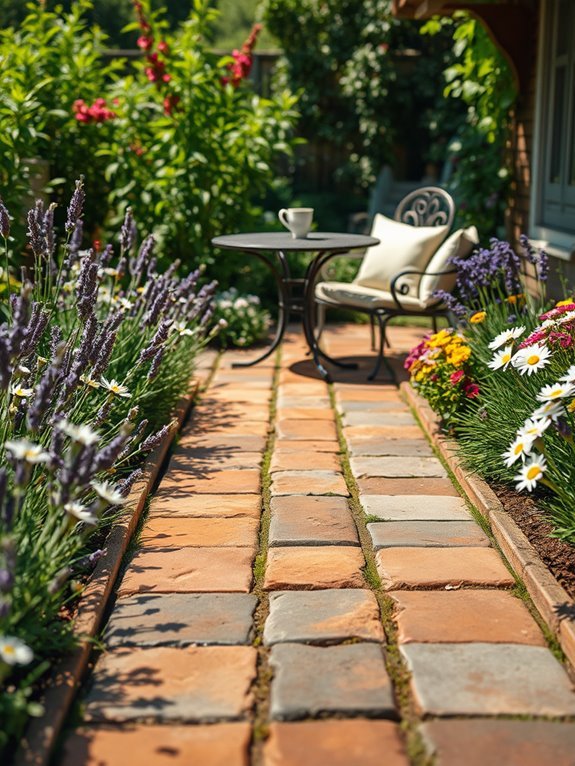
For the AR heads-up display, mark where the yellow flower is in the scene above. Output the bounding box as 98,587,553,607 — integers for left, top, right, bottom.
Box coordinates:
556,298,575,307
470,311,486,324
506,293,525,305
427,329,453,348
568,399,575,413
448,346,471,366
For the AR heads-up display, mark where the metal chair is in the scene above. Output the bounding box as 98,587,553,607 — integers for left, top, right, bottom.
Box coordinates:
311,186,472,381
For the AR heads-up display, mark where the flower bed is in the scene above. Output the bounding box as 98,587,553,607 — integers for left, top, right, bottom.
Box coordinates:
0,182,215,758
405,235,575,546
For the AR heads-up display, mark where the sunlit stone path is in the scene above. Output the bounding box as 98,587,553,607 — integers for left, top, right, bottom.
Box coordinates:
59,324,575,765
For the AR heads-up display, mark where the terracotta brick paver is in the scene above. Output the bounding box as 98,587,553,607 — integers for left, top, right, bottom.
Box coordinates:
62,328,575,765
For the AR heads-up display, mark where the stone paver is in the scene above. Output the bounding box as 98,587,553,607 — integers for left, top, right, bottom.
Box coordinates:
358,477,460,496
62,724,252,766
270,450,340,472
264,546,365,590
276,419,338,441
401,643,575,716
85,646,257,722
264,589,383,645
271,470,349,497
269,643,395,719
390,590,545,645
276,408,335,420
420,720,575,766
118,547,254,595
106,593,258,647
269,496,358,546
140,516,260,548
351,456,447,479
149,493,261,519
376,548,515,590
273,439,340,453
361,494,471,521
264,721,409,766
368,520,490,549
344,425,424,440
160,468,261,495
343,412,417,427
348,438,434,457
183,434,267,452
336,400,408,413
170,449,263,470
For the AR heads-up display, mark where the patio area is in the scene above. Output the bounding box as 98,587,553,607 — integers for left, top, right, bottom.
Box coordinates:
58,324,575,766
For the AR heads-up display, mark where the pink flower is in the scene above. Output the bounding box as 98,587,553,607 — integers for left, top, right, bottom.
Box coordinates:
157,40,169,54
450,370,465,385
540,304,575,321
518,329,548,349
464,382,480,399
137,35,154,51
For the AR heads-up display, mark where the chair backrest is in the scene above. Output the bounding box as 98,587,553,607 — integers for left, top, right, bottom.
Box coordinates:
394,186,455,229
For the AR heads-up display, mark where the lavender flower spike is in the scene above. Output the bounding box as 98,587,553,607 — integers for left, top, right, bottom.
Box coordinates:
0,196,10,238
119,207,136,252
27,200,45,257
66,177,85,233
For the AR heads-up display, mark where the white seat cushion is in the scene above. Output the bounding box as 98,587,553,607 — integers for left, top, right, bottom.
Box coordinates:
315,281,426,311
418,226,479,306
354,213,450,295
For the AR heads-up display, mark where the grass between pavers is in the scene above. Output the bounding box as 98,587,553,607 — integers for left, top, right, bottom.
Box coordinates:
249,347,281,761
328,386,433,766
401,389,566,666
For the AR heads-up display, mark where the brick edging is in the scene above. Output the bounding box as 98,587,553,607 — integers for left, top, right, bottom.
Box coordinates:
15,382,201,766
400,381,575,671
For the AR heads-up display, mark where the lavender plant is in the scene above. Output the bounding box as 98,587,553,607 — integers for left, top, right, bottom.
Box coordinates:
0,183,215,754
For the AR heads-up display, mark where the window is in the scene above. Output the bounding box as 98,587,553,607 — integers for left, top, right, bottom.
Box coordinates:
532,0,575,248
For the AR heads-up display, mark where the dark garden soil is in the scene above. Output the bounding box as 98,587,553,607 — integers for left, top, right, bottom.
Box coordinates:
493,484,575,602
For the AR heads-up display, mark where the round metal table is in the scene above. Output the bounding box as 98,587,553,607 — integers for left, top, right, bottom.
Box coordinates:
211,231,380,380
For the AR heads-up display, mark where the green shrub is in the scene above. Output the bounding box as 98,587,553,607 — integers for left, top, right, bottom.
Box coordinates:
213,288,271,348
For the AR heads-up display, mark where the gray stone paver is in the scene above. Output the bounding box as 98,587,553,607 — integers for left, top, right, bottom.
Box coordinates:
269,496,359,546
361,494,472,521
269,643,395,720
106,593,258,647
348,438,434,457
271,470,350,497
336,401,409,413
351,456,447,478
264,589,383,645
342,412,417,427
368,520,490,549
401,643,575,717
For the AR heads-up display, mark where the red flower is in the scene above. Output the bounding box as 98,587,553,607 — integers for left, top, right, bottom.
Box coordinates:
157,40,169,54
137,35,154,51
222,23,262,88
73,97,116,124
464,382,480,399
450,370,465,385
163,93,181,116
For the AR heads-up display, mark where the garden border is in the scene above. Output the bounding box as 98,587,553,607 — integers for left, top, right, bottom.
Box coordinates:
400,381,575,672
15,380,203,766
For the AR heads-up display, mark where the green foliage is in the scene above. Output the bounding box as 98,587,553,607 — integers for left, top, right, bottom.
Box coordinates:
261,0,453,189
422,13,517,236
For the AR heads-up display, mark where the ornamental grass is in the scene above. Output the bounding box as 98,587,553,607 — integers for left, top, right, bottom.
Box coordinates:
0,181,214,753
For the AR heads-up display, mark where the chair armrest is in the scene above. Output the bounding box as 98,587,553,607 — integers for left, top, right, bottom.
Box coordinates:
389,267,456,310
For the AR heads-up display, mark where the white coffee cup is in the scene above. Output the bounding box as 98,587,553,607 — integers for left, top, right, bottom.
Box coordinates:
278,207,314,239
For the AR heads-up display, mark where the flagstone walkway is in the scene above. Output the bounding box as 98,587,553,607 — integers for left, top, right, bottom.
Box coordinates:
59,324,575,766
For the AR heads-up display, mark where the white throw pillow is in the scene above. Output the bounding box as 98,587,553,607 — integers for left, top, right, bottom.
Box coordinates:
354,213,450,295
418,225,479,306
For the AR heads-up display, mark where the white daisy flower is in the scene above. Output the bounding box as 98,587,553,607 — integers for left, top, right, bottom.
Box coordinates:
100,267,120,278
518,417,552,440
511,344,552,375
487,345,514,371
559,365,575,384
57,420,100,446
15,365,31,376
531,401,564,421
10,384,33,399
0,636,33,666
488,326,526,350
173,322,195,336
100,377,132,398
91,480,127,506
115,297,133,311
557,310,575,325
514,455,547,492
4,439,51,464
536,382,575,402
64,502,98,526
539,319,557,329
502,435,535,467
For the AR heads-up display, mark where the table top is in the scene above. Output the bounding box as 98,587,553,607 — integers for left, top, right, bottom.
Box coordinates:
211,231,380,252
